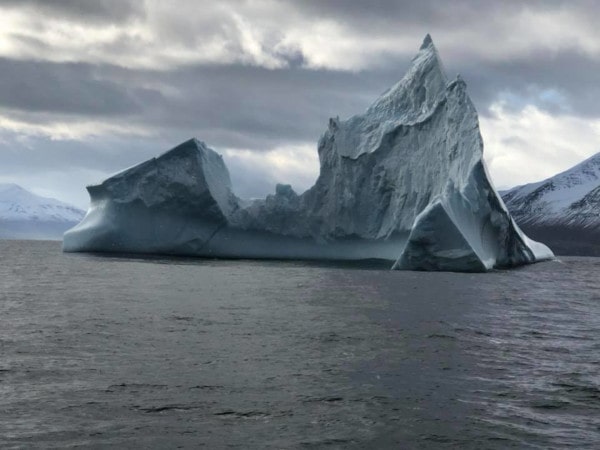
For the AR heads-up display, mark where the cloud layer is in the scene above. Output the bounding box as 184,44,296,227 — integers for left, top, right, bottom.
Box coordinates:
0,0,599,207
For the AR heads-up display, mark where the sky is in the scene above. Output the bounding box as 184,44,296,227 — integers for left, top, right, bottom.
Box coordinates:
0,0,599,208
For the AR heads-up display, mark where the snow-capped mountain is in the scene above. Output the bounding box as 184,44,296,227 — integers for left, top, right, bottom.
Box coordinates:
0,183,85,240
501,153,600,255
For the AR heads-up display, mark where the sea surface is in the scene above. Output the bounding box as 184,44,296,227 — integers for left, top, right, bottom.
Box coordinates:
1,240,599,449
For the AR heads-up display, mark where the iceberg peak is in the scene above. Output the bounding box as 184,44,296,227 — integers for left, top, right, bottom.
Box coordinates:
420,33,434,50
368,35,446,118
410,33,443,72
161,137,209,158
333,34,449,159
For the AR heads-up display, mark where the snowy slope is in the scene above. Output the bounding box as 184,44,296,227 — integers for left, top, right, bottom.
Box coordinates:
0,184,85,240
502,153,600,228
501,153,600,255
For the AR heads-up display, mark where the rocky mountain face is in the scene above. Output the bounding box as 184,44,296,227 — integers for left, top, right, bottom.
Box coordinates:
502,153,600,256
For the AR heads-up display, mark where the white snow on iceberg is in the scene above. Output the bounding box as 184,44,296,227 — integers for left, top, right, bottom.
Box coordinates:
63,35,553,271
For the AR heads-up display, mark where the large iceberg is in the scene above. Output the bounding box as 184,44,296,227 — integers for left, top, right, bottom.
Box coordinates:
63,35,553,271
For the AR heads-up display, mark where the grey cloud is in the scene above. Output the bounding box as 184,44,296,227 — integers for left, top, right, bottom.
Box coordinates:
0,56,399,150
457,51,600,118
2,42,600,154
141,64,393,148
1,29,600,151
1,0,600,205
0,0,144,24
0,58,163,116
296,0,570,26
8,33,51,54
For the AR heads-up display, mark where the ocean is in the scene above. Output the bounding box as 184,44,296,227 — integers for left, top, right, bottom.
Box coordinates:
1,240,598,449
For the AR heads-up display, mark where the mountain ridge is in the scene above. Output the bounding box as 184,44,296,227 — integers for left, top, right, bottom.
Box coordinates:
501,153,600,255
0,183,85,240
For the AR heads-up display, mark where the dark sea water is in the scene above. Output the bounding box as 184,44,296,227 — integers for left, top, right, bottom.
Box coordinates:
1,240,599,449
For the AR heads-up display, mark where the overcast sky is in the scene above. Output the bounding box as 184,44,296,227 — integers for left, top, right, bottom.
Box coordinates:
0,0,599,208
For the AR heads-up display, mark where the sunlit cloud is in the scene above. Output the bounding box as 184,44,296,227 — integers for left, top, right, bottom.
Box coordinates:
0,113,154,140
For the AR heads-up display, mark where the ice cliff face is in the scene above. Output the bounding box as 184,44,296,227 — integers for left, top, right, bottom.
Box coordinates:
63,35,553,271
502,153,600,256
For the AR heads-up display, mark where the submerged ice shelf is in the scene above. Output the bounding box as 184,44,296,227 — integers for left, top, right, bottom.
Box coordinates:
63,35,553,272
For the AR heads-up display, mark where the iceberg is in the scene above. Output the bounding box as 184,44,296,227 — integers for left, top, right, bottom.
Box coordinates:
63,35,553,271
